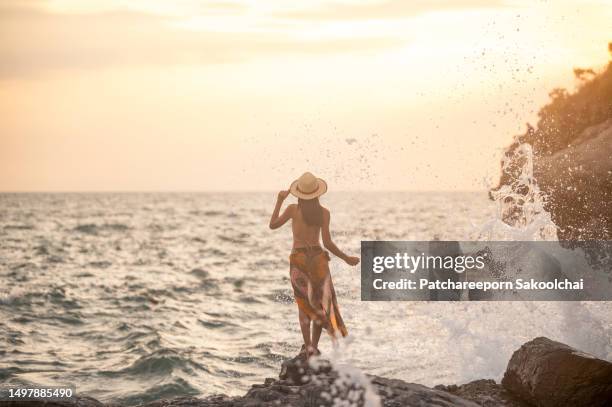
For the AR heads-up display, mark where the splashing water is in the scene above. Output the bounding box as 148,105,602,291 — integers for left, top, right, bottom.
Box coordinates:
309,337,381,407
299,142,606,406
479,143,557,240
454,142,612,382
475,142,609,293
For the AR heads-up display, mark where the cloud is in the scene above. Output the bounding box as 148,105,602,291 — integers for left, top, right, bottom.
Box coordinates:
278,0,509,21
0,5,406,79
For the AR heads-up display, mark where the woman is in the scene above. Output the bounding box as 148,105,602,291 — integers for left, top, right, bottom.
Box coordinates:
269,172,359,359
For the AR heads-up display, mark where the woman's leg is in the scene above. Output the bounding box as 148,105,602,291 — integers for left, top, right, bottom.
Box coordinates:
308,256,332,355
311,320,323,351
298,308,311,348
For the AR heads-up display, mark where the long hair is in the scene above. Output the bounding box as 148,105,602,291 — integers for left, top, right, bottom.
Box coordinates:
298,197,323,227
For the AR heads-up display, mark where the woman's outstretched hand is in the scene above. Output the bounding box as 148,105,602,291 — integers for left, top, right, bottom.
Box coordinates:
277,190,290,201
345,256,360,266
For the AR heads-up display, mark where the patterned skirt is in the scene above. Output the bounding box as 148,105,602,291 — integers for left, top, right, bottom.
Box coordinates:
289,246,348,338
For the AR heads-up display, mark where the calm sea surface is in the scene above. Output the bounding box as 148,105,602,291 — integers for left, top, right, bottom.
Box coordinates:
1,192,611,405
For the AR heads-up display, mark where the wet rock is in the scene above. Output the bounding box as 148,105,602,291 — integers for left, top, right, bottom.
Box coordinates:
279,355,332,385
436,379,528,407
502,336,612,407
1,396,106,407
132,354,480,406
368,376,479,407
533,119,612,241
36,337,611,407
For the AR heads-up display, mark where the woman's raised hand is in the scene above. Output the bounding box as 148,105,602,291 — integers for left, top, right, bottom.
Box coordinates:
345,256,360,266
277,190,290,201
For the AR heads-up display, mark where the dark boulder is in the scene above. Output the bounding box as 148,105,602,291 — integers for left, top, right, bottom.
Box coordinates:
502,336,612,407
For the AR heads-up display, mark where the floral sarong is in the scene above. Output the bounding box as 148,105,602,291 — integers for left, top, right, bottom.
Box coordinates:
289,246,348,338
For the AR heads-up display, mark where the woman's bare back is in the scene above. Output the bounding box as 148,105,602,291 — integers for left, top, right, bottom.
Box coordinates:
291,205,322,249
269,191,358,266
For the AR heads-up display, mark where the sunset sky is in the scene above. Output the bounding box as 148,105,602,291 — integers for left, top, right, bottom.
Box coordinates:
1,0,610,191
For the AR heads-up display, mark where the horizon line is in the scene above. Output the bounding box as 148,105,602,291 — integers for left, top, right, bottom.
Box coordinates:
0,189,489,194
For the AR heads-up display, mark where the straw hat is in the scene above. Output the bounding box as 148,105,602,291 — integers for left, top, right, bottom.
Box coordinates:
289,172,327,200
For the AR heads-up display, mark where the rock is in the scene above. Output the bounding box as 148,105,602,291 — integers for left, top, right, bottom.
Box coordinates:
368,376,479,407
502,337,612,407
533,118,612,241
277,355,480,406
436,379,528,407
133,355,480,407
24,337,610,407
493,118,612,273
279,355,332,384
0,396,106,407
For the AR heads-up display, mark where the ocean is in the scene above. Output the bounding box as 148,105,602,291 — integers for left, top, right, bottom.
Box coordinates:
1,192,611,405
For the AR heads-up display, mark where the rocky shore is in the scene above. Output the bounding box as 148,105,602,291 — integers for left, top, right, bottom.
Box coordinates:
23,337,612,407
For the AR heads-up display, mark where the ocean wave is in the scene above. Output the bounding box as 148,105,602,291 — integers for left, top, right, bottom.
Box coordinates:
238,295,264,304
6,263,37,281
0,289,34,307
119,291,159,310
89,261,112,269
187,269,219,291
73,224,101,234
0,326,24,346
103,349,209,378
0,286,80,310
115,378,201,406
0,367,23,381
249,258,285,269
199,248,227,257
189,268,209,279
33,243,67,263
265,290,293,304
47,255,64,263
218,233,249,244
3,224,34,230
73,223,130,235
9,262,37,271
197,319,235,329
47,312,84,326
254,342,287,364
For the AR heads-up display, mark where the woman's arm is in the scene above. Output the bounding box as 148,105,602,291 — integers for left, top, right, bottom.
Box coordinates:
269,191,294,230
321,209,359,266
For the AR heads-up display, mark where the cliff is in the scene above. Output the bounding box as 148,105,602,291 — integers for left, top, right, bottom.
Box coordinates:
493,43,612,241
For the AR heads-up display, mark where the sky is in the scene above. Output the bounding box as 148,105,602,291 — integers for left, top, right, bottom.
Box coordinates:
0,0,611,191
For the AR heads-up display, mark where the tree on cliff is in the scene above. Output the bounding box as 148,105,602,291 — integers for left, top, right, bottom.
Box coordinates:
520,42,612,155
